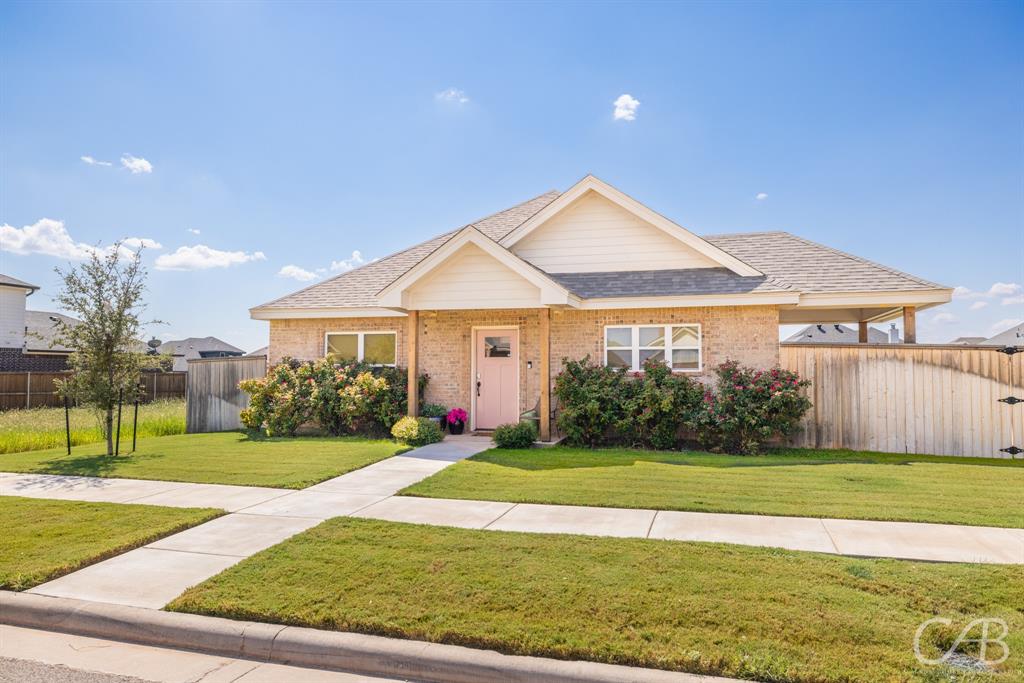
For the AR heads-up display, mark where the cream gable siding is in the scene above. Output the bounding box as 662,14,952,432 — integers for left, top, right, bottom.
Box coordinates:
511,191,720,273
0,288,27,348
406,243,543,309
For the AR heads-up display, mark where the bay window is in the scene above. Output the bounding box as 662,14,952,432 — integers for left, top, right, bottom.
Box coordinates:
604,324,701,372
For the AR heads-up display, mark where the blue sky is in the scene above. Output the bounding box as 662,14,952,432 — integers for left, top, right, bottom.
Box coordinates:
2,1,1021,350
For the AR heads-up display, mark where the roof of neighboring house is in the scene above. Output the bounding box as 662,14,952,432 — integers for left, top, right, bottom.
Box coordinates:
0,273,39,293
948,336,987,345
984,323,1024,347
252,188,947,313
157,337,245,358
246,346,269,357
24,311,80,352
784,323,894,344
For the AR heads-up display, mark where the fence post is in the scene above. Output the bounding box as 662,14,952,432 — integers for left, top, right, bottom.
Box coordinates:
25,371,31,409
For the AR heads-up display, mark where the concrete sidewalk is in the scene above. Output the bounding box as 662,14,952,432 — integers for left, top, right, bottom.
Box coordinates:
21,437,495,609
353,498,1024,564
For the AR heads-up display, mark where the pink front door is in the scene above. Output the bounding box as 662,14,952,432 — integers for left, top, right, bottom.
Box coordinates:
474,329,519,430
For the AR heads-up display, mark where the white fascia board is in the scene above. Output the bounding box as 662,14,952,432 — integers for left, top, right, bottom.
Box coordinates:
500,175,763,278
250,307,407,320
795,289,952,309
578,291,800,310
376,227,574,308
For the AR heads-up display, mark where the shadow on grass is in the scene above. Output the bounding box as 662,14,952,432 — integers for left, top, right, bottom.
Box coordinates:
467,447,1022,472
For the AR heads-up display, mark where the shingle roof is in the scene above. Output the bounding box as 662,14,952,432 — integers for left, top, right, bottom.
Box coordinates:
0,274,39,292
157,337,244,356
784,323,896,344
24,311,80,352
254,191,561,310
548,268,791,299
705,232,943,292
252,192,945,312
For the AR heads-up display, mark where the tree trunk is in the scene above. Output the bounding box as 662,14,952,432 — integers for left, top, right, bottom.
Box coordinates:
105,407,114,455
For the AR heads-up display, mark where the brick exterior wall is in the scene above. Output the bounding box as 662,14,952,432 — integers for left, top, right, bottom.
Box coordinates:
268,304,780,422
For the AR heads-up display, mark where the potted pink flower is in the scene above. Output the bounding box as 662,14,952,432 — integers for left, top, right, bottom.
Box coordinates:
446,407,468,435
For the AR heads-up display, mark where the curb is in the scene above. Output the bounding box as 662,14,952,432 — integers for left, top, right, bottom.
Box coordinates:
0,592,732,683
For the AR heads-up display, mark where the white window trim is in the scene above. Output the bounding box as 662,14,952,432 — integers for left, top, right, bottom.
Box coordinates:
603,323,702,373
323,331,398,366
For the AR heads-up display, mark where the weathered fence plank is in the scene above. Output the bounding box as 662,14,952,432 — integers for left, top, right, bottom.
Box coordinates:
185,356,266,433
0,371,186,411
781,343,1024,458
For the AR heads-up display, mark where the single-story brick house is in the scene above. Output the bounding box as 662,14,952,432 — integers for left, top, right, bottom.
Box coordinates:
251,175,952,439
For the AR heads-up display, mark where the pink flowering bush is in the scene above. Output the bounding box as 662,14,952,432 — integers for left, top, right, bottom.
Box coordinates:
239,361,315,437
693,361,812,455
446,407,468,425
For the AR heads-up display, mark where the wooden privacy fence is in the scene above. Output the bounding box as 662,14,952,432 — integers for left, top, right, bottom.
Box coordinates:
781,343,1023,458
0,371,187,411
186,356,267,433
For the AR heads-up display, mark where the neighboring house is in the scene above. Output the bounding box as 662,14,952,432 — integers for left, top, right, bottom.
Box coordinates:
0,274,81,371
251,175,952,438
785,323,900,344
947,336,987,345
983,323,1023,347
156,337,245,371
246,346,269,357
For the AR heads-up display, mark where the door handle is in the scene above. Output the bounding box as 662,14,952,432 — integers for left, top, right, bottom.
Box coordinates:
476,381,481,397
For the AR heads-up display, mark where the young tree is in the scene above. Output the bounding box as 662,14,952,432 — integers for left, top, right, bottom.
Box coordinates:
54,244,159,455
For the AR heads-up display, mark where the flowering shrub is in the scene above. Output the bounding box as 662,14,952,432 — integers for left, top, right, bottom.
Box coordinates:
391,416,443,446
693,361,812,455
240,358,427,438
553,356,812,454
553,357,629,447
617,359,703,450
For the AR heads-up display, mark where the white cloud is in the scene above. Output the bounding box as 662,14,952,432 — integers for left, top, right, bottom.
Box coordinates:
931,312,958,324
990,318,1023,334
155,245,266,271
989,282,1022,296
952,285,974,299
187,228,201,235
80,155,112,167
278,265,319,282
330,250,366,272
0,218,158,260
755,192,768,201
435,88,469,105
969,301,989,311
1002,294,1024,306
121,154,153,174
613,94,640,121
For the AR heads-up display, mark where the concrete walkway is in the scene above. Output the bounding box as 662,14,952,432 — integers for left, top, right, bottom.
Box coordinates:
19,437,494,608
2,431,1021,610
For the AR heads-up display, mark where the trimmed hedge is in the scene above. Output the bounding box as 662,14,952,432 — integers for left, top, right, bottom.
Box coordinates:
493,421,537,449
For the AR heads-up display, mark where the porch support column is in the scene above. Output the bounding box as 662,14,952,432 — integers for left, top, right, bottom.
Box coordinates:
858,321,869,344
539,308,551,442
902,306,916,344
407,310,419,416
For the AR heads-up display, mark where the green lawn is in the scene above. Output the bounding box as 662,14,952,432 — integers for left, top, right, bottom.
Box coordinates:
0,399,185,454
0,432,407,488
1,496,220,590
168,518,1023,683
402,447,1024,528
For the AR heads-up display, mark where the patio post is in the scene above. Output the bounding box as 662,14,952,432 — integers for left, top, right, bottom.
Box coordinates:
539,308,551,441
902,306,916,344
858,321,868,344
407,310,418,417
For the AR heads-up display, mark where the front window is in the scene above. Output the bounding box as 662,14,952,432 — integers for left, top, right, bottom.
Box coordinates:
325,332,396,366
604,324,701,372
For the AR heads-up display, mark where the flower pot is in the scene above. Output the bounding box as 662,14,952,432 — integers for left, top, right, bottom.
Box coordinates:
448,420,465,435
